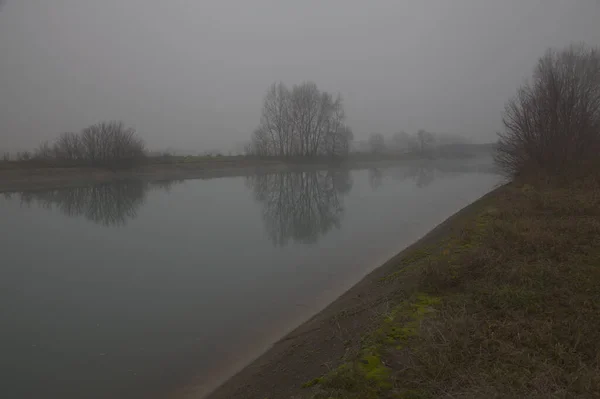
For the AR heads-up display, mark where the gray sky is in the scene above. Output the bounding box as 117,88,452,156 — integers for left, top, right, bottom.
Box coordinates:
0,0,598,152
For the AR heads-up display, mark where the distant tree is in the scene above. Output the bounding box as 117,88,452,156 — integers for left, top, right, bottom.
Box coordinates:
496,44,600,176
368,133,386,154
325,125,354,158
17,151,31,161
79,121,145,166
417,129,434,155
53,132,82,161
34,141,54,161
247,82,351,158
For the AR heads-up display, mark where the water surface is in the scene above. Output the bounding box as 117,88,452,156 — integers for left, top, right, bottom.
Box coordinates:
0,161,500,399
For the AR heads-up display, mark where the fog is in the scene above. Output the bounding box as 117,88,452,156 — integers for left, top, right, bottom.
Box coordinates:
0,0,598,153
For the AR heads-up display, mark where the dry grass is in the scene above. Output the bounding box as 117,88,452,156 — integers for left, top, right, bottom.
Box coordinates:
303,171,600,398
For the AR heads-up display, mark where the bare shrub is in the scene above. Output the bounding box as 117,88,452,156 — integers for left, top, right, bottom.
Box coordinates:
52,132,82,162
30,121,146,168
496,44,600,177
78,121,145,166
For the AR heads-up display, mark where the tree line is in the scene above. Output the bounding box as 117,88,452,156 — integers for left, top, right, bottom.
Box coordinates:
366,130,435,155
4,42,597,174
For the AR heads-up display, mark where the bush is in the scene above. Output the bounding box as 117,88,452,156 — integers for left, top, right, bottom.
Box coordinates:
33,121,146,168
496,44,600,177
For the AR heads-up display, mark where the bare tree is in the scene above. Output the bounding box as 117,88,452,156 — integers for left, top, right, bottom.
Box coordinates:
325,125,353,158
496,44,600,176
247,82,352,158
260,82,292,156
246,127,273,157
34,141,54,161
79,121,145,165
368,133,386,154
417,129,434,155
53,132,82,161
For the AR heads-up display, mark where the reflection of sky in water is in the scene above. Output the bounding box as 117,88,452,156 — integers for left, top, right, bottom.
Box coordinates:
0,163,500,399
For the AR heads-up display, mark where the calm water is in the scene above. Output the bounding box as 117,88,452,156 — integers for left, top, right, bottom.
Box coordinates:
0,161,500,399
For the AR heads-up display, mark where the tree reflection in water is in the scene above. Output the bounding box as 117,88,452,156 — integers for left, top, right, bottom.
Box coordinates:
368,162,441,190
11,180,182,226
368,168,383,190
246,169,353,246
369,160,499,190
409,163,435,188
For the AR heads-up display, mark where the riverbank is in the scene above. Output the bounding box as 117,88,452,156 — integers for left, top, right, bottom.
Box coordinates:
0,158,281,192
204,171,600,398
0,155,495,193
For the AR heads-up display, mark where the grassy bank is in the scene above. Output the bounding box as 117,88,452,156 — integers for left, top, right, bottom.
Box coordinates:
206,171,600,399
299,173,600,398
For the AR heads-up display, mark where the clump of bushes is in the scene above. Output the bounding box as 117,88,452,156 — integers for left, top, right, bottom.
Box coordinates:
25,121,146,168
496,44,600,177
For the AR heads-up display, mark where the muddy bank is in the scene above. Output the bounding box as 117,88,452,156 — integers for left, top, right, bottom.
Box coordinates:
174,186,505,399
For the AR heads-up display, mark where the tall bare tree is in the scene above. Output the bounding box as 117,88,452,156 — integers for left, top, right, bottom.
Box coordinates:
368,133,386,154
417,129,434,155
496,44,600,176
247,82,352,158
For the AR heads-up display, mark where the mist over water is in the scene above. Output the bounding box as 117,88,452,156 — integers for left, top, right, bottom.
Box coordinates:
0,162,499,398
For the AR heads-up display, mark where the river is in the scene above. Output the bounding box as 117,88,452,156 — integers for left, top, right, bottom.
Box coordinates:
0,160,500,399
